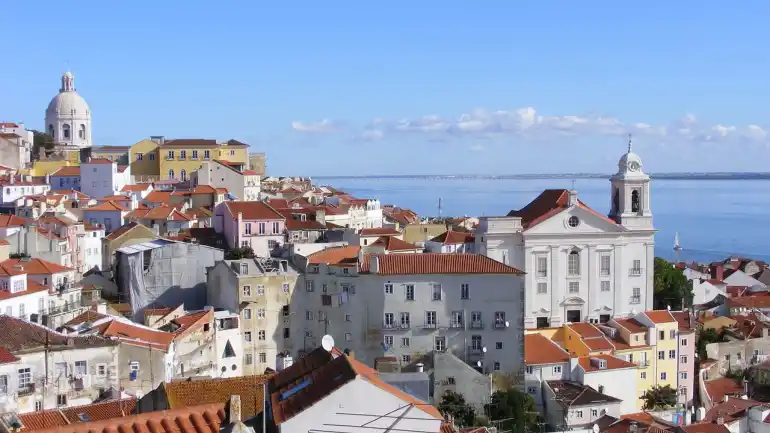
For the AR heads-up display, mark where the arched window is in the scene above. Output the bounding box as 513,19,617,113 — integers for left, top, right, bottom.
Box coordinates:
631,190,640,213
48,124,54,137
180,169,187,182
62,124,71,139
568,250,580,276
168,169,175,180
612,189,619,214
79,124,86,139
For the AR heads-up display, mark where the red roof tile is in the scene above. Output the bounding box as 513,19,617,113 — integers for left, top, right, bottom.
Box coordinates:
524,333,569,365
360,253,523,275
19,398,137,430
51,166,80,176
370,236,422,252
144,190,173,203
84,158,114,164
644,310,677,324
0,316,115,352
359,227,401,237
94,320,175,350
163,375,270,419
0,257,73,275
0,214,26,227
307,246,361,266
705,378,744,404
225,201,285,220
613,318,648,334
86,200,128,212
430,230,475,245
578,355,637,372
507,189,619,230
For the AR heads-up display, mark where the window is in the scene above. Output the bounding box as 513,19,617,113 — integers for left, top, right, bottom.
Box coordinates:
400,312,411,328
345,333,352,341
661,372,667,380
669,350,676,359
471,311,482,327
57,394,67,406
243,285,251,296
569,282,579,293
0,376,6,394
96,364,107,377
258,330,265,340
18,368,31,388
282,283,290,293
632,259,642,275
451,311,463,328
345,314,352,322
496,342,503,350
282,305,289,317
259,352,266,363
129,361,140,372
568,216,580,227
536,256,547,277
306,280,314,292
641,372,647,379
600,255,611,275
471,335,482,351
180,150,187,160
384,336,394,346
257,308,265,318
493,362,501,371
670,329,677,339
149,153,155,161
192,150,198,159
575,410,583,419
681,338,688,346
681,355,688,364
401,337,410,347
461,283,469,299
258,223,266,234
257,285,265,296
601,281,610,292
168,169,174,180
494,311,506,327
553,365,562,374
204,150,210,159
74,361,87,375
537,282,547,294
405,285,414,301
681,372,688,380
62,124,71,139
658,351,665,360
425,311,437,327
306,310,314,320
568,251,580,276
401,355,411,363
384,283,393,294
244,309,252,319
136,153,143,161
384,313,394,328
526,366,534,374
434,336,446,351
245,223,252,235
591,409,598,417
659,330,665,340
631,287,641,303
273,222,280,233
244,332,252,342
432,284,442,300
245,354,253,365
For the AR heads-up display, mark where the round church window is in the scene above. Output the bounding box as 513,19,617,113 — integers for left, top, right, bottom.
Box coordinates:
568,216,580,227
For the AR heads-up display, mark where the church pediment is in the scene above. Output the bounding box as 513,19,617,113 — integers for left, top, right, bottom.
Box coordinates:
524,205,628,235
561,296,586,306
532,308,551,314
595,305,613,312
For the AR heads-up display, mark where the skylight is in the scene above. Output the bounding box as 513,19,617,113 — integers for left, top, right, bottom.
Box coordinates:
280,378,312,401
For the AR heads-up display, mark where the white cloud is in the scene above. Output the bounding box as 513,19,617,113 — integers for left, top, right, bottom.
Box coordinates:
291,119,340,133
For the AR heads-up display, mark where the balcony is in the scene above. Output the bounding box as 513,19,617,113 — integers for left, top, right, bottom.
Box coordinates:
467,346,484,356
382,323,395,330
629,268,644,277
17,384,35,397
634,360,650,368
449,322,463,329
629,296,641,305
423,322,438,329
494,321,508,329
469,321,484,330
398,323,411,330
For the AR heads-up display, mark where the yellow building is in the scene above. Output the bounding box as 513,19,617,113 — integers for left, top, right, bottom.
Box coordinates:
90,145,130,165
128,137,250,182
610,318,655,409
635,311,680,396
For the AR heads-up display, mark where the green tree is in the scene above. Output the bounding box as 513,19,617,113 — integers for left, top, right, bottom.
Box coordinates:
696,327,724,360
226,246,255,260
31,130,55,160
437,390,476,428
484,389,539,433
653,257,693,310
641,385,677,410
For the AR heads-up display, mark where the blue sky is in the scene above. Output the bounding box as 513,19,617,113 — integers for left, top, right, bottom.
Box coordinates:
2,1,770,175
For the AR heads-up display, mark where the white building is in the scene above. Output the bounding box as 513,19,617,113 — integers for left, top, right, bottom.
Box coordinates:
296,247,526,376
476,141,655,328
82,225,104,272
50,166,81,191
0,263,49,322
0,315,118,413
45,72,92,148
82,200,130,233
192,160,257,201
543,380,621,429
0,176,51,207
80,158,130,199
570,355,638,416
0,122,33,169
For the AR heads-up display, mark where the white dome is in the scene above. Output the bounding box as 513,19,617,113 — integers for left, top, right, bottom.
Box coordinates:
617,151,642,170
46,91,90,118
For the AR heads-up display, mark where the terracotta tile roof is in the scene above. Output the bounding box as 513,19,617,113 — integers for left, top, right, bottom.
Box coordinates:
92,145,130,152
317,204,346,215
507,189,619,230
681,423,731,433
524,333,569,365
360,253,523,275
38,215,76,227
18,398,137,430
84,158,114,164
166,310,211,337
51,166,80,176
144,307,173,316
0,122,19,128
0,214,26,227
94,319,175,350
50,189,90,199
269,347,442,424
383,207,420,225
127,205,192,222
85,200,128,212
163,375,270,419
370,236,422,252
267,199,291,209
702,398,769,423
0,278,49,300
98,195,131,202
728,295,770,309
27,403,225,433
284,218,326,231
225,201,285,220
0,316,116,352
0,257,73,275
568,322,604,338
64,310,109,327
613,318,648,334
670,311,695,331
144,190,173,203
359,227,401,237
644,310,677,324
547,380,621,407
161,138,218,147
578,354,637,372
0,175,46,186
121,184,152,192
704,378,744,404
429,230,475,245
242,170,259,176
0,346,19,364
307,245,361,266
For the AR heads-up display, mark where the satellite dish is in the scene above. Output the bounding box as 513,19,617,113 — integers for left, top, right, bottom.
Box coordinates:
476,361,482,367
321,335,335,352
482,347,488,353
505,321,510,328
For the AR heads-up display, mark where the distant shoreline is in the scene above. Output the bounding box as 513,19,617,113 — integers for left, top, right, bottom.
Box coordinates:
312,173,770,181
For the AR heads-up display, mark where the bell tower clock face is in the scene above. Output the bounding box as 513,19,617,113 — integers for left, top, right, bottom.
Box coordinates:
628,161,640,172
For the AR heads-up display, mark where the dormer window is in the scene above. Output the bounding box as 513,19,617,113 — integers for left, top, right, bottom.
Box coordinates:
240,263,248,274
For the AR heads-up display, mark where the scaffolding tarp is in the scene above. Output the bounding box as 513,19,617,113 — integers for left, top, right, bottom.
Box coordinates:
118,240,224,321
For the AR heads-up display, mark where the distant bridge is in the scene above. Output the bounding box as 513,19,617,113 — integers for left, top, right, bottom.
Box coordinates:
311,173,770,181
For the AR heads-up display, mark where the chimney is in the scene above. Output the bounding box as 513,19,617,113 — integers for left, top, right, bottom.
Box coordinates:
130,195,138,211
45,173,50,185
716,413,725,425
9,176,14,185
416,362,424,372
712,264,724,281
568,189,578,206
371,255,379,274
228,395,242,423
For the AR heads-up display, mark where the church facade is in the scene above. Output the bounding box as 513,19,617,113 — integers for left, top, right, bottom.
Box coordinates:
475,140,655,328
45,71,92,148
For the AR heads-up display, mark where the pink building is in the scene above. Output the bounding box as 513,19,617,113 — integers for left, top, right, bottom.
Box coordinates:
672,311,696,408
214,201,285,256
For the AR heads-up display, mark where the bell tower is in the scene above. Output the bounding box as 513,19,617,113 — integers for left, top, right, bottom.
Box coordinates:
609,135,653,230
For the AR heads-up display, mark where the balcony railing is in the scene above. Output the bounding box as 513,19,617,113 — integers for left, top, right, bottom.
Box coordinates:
382,323,395,330
467,346,484,356
398,323,411,330
629,268,644,277
469,321,484,330
629,296,641,304
634,360,650,367
423,322,438,329
449,322,463,329
494,321,507,329
17,384,35,396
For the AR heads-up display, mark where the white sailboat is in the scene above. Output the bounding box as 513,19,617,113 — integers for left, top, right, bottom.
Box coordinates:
673,232,682,251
